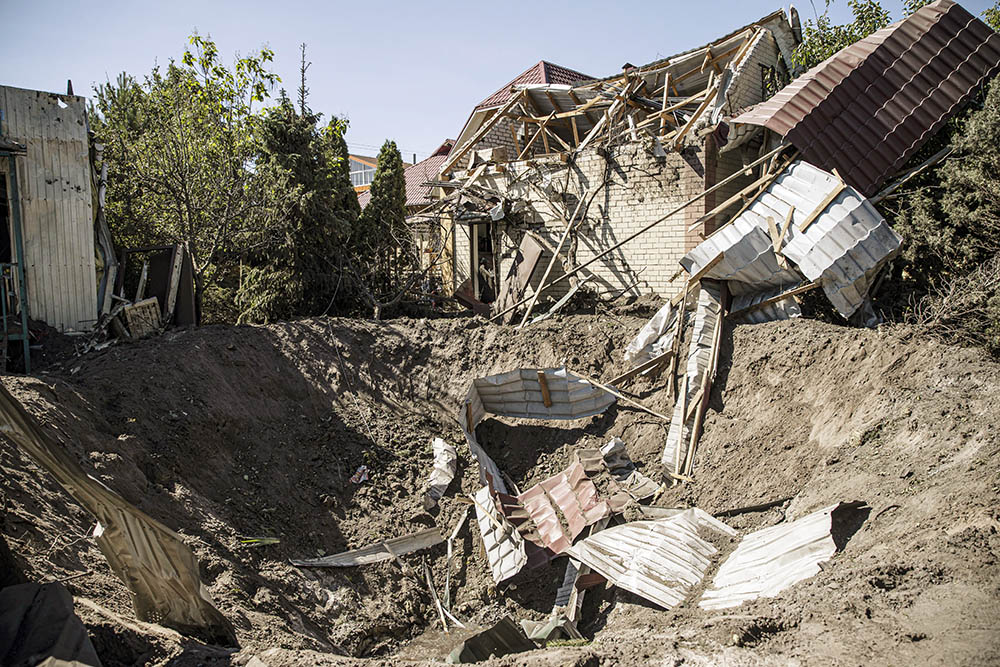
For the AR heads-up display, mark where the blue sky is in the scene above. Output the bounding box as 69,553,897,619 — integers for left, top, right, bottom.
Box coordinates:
2,1,992,161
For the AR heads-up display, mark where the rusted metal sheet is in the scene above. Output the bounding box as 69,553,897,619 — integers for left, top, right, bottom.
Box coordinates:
565,508,736,610
700,501,867,610
733,0,1000,196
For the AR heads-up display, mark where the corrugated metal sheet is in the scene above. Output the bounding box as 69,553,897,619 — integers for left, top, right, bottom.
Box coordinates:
565,508,736,610
1,86,98,331
662,281,722,470
681,160,901,317
460,368,616,495
290,528,443,567
730,285,803,324
700,502,863,610
472,367,616,420
732,0,1000,196
0,383,234,643
473,485,527,584
600,437,659,502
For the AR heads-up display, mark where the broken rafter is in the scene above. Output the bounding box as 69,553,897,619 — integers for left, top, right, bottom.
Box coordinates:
440,90,525,175
488,144,791,323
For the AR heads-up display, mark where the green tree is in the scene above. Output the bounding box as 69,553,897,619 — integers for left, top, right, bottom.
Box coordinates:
792,0,891,70
984,1,1000,31
90,34,278,320
355,140,409,312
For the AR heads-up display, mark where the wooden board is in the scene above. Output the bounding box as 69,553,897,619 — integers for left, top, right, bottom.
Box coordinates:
494,235,543,324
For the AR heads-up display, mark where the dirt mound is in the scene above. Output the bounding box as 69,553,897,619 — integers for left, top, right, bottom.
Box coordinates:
1,313,998,665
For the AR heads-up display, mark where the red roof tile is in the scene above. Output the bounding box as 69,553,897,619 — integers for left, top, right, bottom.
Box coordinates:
475,60,594,110
358,139,454,210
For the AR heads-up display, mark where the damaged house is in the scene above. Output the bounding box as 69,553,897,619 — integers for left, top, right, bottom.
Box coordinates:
433,9,803,312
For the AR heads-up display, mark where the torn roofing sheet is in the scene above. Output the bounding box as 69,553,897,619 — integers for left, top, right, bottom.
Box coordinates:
681,160,901,317
290,528,443,567
424,437,458,510
472,367,616,421
662,281,721,471
565,508,736,610
732,0,1000,196
624,300,678,367
729,285,803,324
700,502,866,610
473,486,527,583
0,384,235,644
600,437,660,503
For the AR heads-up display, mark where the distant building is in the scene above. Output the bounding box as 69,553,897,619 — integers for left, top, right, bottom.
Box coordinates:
348,154,378,192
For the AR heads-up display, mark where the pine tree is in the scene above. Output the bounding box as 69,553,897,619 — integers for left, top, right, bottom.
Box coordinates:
358,140,409,297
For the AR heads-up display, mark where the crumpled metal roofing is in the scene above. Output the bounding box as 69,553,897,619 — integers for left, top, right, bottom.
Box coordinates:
624,300,678,367
733,0,1000,196
662,281,722,471
681,160,902,317
473,485,528,583
729,285,803,324
700,502,866,610
291,528,443,567
424,437,457,510
565,508,736,610
0,384,234,644
460,367,616,494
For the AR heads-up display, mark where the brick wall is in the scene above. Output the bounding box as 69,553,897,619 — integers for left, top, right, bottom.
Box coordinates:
479,141,716,304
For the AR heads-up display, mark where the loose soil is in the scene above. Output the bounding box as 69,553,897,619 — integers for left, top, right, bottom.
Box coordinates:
1,310,998,665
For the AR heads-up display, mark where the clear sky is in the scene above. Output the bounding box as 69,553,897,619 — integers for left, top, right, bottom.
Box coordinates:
2,1,993,161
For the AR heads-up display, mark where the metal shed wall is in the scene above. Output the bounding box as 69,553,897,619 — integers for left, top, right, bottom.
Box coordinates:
1,85,97,332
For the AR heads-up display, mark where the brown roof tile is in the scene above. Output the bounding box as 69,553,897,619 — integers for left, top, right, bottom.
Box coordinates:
733,0,1000,196
475,60,593,110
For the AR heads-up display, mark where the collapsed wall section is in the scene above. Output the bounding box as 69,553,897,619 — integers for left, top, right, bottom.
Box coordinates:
451,140,754,303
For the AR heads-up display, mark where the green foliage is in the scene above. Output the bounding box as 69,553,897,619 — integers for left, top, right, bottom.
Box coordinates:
792,0,891,70
90,35,279,319
984,2,1000,31
236,94,358,323
356,140,411,304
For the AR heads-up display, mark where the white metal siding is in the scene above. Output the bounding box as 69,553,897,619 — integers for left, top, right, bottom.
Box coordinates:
1,85,97,332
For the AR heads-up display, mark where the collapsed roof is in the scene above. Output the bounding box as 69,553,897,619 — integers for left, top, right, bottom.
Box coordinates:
733,0,1000,196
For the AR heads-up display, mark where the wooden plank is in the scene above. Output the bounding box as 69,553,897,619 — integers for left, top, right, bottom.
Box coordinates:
494,234,544,323
517,111,556,161
571,116,580,145
610,349,672,386
488,144,791,323
799,181,846,233
509,123,521,155
440,90,524,174
162,244,184,322
537,370,552,407
659,73,671,135
673,77,719,151
767,216,780,251
727,280,822,320
575,372,673,422
777,206,795,251
667,280,690,400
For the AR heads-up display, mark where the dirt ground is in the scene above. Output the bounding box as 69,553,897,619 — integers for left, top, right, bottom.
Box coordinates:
1,307,998,665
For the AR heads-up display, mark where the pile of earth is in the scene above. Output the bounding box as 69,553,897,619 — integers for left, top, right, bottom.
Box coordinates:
1,309,997,665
